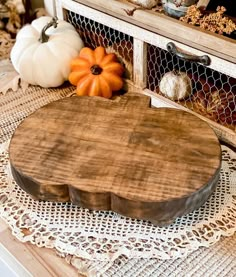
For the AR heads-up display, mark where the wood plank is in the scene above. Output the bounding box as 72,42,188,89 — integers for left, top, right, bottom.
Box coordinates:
0,219,81,276
133,39,147,88
9,94,221,225
60,0,236,63
197,0,211,9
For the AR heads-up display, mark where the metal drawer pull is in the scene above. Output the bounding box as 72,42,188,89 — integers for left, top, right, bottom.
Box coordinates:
167,42,211,66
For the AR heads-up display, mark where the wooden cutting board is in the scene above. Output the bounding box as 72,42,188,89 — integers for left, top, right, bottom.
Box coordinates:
9,93,221,225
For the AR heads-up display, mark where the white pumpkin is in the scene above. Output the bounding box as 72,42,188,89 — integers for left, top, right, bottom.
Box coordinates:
10,16,84,88
159,71,192,101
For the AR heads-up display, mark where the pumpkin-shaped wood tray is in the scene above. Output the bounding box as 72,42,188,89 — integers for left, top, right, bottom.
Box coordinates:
9,93,221,225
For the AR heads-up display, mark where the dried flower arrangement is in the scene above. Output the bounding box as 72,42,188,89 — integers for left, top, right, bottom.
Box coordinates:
0,29,14,58
0,0,24,35
180,5,236,35
0,0,46,36
192,89,236,127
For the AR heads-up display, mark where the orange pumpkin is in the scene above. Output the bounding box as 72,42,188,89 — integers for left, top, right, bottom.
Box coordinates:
69,46,125,98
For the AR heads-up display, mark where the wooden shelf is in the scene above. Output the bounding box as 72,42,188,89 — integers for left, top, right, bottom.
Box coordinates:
72,0,236,63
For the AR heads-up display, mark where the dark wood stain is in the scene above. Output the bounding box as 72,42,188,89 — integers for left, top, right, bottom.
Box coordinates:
9,94,222,225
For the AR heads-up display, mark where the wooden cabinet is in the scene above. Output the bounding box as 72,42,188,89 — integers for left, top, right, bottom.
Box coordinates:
55,0,236,146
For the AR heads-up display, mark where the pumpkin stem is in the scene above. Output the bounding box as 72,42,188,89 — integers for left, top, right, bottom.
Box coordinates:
173,69,181,76
39,17,58,43
90,65,103,75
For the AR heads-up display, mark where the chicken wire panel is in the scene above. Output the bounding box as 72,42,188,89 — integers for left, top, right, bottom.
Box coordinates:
66,10,134,80
147,44,236,130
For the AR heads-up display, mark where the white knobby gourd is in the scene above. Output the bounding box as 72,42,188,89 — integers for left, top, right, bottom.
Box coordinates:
10,16,84,88
159,71,192,100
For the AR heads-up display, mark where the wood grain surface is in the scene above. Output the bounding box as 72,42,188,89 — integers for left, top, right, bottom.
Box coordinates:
9,94,221,225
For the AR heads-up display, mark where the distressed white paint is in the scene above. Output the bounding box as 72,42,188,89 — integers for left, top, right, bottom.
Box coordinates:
133,39,147,89
55,0,236,78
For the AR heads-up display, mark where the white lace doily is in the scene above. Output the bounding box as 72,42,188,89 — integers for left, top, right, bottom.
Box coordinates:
0,140,236,261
